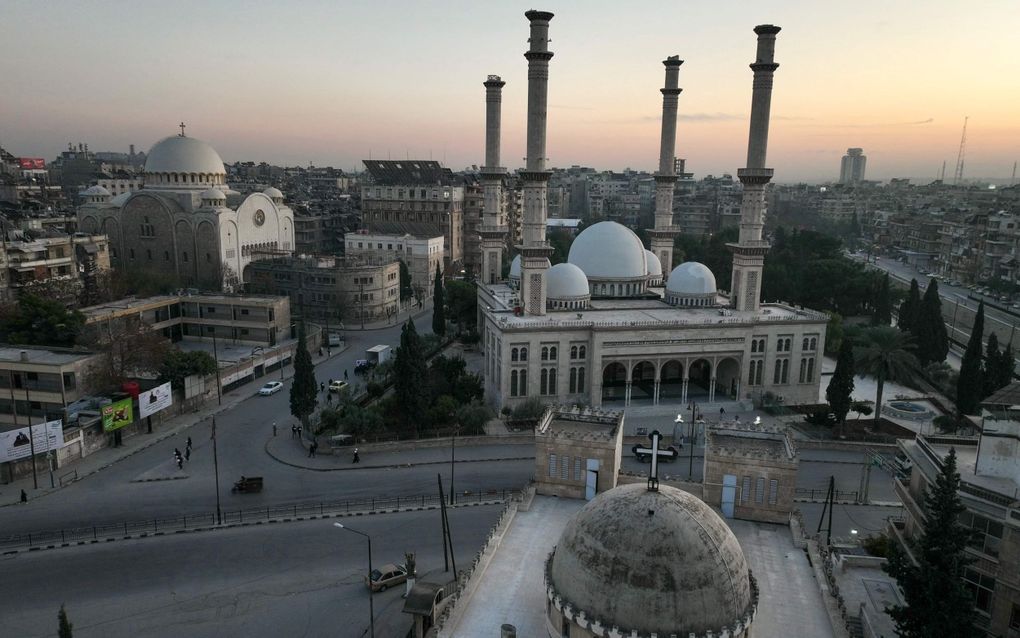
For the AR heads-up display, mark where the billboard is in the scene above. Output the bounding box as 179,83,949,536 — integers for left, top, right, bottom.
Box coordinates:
102,398,134,432
139,382,173,419
17,158,45,170
0,420,64,462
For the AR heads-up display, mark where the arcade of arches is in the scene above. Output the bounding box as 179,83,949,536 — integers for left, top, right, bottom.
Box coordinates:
600,356,743,406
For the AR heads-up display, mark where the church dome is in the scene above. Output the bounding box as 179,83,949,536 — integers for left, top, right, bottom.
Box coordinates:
82,185,110,197
568,221,649,297
508,254,521,288
548,483,756,637
645,250,663,286
546,263,590,310
200,188,227,203
263,187,284,200
666,261,717,307
145,135,226,176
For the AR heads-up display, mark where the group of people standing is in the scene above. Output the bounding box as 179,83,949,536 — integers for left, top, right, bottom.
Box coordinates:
173,437,193,470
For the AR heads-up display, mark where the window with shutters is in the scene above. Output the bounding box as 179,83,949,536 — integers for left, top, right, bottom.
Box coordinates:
755,477,765,504
560,456,569,480
548,454,557,478
741,476,751,503
769,479,778,505
574,458,582,481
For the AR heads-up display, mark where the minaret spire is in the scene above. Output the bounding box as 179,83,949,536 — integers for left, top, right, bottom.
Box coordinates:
729,25,781,312
479,75,508,285
646,56,684,275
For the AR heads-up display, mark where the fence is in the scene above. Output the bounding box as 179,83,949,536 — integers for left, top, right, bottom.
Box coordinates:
0,488,518,552
795,487,859,502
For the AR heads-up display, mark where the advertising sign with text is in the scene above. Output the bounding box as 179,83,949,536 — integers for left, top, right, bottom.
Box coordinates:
102,398,134,432
139,382,173,419
0,420,64,462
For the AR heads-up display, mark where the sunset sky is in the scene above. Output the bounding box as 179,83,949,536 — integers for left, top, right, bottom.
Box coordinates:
2,0,1017,183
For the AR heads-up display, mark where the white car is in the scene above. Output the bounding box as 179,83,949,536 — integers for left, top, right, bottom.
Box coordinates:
259,381,284,396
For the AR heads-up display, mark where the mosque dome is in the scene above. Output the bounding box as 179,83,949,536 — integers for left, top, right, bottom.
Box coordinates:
508,254,521,288
568,221,649,297
645,250,663,286
665,261,718,307
546,262,590,310
143,135,227,190
547,483,757,637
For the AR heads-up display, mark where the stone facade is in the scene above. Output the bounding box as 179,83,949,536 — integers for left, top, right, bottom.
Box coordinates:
534,406,623,500
703,421,798,524
344,230,444,301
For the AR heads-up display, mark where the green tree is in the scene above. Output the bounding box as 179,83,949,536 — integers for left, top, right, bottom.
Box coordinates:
883,448,979,638
398,260,413,302
0,294,85,347
983,332,1002,398
58,604,73,638
915,279,949,365
455,401,494,435
393,319,428,437
289,322,318,427
854,326,920,420
446,280,478,333
158,350,217,392
432,264,446,336
957,301,985,416
826,340,855,430
824,312,844,355
898,279,921,334
872,273,892,326
548,227,573,265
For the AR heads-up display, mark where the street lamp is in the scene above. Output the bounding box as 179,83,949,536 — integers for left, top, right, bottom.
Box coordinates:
334,523,374,638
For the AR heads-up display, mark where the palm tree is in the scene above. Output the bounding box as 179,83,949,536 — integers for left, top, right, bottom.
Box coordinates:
854,326,921,420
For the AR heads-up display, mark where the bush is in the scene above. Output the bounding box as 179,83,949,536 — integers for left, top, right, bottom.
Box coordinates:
511,397,546,422
366,381,384,398
455,401,494,435
862,534,892,558
804,410,836,426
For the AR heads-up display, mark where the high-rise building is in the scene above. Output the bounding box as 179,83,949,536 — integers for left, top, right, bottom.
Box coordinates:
839,148,867,184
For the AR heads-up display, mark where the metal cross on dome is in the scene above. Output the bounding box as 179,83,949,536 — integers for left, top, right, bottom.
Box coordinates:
634,430,678,492
179,122,186,137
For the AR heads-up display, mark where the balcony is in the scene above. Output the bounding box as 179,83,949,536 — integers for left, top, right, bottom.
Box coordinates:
894,476,926,526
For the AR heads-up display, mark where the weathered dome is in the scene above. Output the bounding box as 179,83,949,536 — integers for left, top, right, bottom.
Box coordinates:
645,250,663,278
263,187,284,200
568,221,648,281
201,188,226,201
548,483,756,636
667,262,716,295
508,254,521,286
82,185,110,197
546,263,590,309
144,135,226,176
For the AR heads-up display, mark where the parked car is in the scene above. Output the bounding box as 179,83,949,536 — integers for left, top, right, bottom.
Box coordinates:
258,381,284,396
354,359,374,374
329,379,349,393
366,563,408,592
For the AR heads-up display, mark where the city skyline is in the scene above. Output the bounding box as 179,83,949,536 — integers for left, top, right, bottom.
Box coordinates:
2,0,1017,182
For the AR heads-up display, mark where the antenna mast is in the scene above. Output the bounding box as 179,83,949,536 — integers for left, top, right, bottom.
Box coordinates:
954,116,968,184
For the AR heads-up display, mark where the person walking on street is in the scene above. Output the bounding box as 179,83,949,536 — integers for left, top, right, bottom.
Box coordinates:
320,381,325,394
186,436,192,452
291,424,297,438
184,447,191,462
344,369,348,381
176,455,183,470
20,489,27,503
308,441,318,458
352,448,360,464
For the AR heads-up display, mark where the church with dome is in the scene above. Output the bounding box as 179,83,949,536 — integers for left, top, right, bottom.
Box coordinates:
77,130,295,290
478,15,828,414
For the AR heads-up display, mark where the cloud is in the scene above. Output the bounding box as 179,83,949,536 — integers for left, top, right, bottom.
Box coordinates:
825,118,935,128
679,112,743,122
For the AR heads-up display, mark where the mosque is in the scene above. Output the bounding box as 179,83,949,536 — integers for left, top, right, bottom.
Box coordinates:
77,128,295,290
478,14,828,414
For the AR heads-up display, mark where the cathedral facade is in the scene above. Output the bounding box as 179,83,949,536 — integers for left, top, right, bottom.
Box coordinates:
77,133,294,290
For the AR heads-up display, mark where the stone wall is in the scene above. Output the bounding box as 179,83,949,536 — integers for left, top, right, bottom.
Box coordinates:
703,453,797,524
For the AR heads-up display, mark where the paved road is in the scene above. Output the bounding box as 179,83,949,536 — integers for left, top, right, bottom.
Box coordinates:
0,505,502,638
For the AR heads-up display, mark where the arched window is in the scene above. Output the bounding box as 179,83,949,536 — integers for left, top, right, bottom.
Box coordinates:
541,347,548,361
570,346,578,360
749,363,757,385
810,337,817,351
803,337,809,351
799,359,807,383
540,369,548,395
781,359,789,384
755,360,764,385
520,347,528,361
579,346,586,360
751,340,758,353
578,367,585,392
183,252,188,262
510,370,518,396
774,360,782,384
806,357,814,382
511,348,518,362
548,368,557,394
519,369,528,396
569,368,577,393
550,346,557,360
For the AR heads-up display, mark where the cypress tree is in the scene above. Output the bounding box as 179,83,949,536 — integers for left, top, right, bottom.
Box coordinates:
398,260,413,302
432,263,446,336
956,301,984,416
915,279,949,365
58,605,73,638
884,449,979,638
898,278,921,334
983,332,1001,398
872,273,892,326
289,322,318,428
394,319,428,437
826,339,855,430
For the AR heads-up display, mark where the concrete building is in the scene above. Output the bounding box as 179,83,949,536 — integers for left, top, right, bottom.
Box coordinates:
245,255,399,325
534,405,623,500
703,420,798,524
360,160,464,270
2,232,111,305
839,148,867,184
81,293,291,348
479,23,825,414
77,131,295,291
344,230,443,301
95,175,143,197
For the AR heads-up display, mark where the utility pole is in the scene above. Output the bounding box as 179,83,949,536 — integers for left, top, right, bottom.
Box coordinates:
212,417,222,525
816,475,835,546
211,329,222,406
24,384,38,489
450,426,457,504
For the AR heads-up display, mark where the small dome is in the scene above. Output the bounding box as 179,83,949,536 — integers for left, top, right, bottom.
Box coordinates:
201,188,226,201
548,483,756,636
508,255,521,284
568,221,647,281
546,263,590,300
263,187,284,199
645,250,662,277
82,185,110,197
667,261,716,295
144,135,226,176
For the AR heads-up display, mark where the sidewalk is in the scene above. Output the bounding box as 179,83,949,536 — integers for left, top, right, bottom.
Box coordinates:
342,298,433,332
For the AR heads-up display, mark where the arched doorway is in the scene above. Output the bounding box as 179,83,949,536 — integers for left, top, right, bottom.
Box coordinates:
716,358,741,400
660,360,683,399
630,361,655,402
689,359,712,398
602,362,627,403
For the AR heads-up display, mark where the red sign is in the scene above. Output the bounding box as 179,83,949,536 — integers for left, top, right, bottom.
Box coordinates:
18,158,45,170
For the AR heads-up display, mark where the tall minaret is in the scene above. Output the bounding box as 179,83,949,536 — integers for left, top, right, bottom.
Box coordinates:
729,24,781,312
479,74,507,285
518,10,555,316
646,56,684,274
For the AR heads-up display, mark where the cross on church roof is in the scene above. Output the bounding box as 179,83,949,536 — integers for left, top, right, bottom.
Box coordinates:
633,430,678,492
179,122,186,137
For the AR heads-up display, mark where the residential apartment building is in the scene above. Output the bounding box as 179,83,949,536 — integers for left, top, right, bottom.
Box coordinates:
839,148,867,184
344,230,444,301
462,179,483,278
245,255,400,325
1,233,111,305
360,160,464,270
